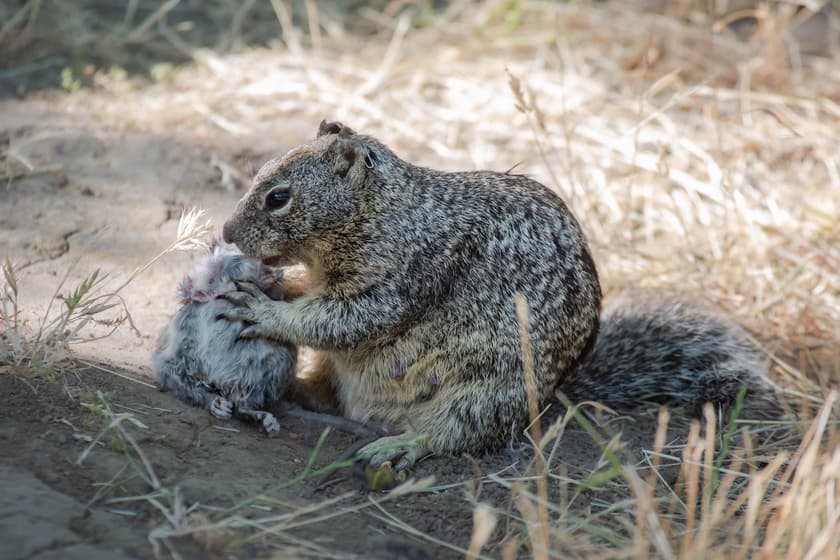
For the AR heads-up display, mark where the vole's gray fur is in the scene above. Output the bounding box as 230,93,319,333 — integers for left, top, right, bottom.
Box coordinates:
152,241,296,433
219,121,780,466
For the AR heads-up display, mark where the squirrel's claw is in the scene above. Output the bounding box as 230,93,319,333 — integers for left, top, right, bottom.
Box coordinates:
237,323,267,340
234,280,265,298
219,281,268,307
218,291,251,306
358,434,425,470
217,306,255,324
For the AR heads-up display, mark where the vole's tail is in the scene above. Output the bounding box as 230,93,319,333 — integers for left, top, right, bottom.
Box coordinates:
561,299,783,420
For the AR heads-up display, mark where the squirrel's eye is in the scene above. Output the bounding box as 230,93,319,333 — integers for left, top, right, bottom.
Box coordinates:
265,188,291,210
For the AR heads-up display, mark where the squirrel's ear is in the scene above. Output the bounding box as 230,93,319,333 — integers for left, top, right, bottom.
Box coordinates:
330,136,376,182
331,137,359,179
317,120,355,138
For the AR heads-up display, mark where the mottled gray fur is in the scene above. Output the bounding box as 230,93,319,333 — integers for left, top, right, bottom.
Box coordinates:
565,298,780,419
152,242,297,433
219,121,779,466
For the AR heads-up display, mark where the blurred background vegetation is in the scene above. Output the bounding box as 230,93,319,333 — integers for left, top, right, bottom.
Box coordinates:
2,0,395,96
1,1,838,97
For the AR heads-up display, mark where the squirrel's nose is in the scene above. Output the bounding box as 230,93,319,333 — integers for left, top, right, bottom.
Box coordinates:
222,220,235,244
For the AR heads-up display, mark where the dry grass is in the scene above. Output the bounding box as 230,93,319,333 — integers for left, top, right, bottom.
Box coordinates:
493,388,840,559
3,1,839,558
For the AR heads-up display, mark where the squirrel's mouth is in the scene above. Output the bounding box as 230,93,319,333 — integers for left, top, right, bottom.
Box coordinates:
262,252,300,267
262,256,285,267
259,243,300,268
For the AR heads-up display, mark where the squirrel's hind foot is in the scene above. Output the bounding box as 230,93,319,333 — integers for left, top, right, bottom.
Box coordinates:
357,433,427,471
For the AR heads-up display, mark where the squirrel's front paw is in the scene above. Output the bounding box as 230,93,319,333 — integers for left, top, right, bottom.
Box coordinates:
236,322,272,340
357,433,428,471
217,281,280,338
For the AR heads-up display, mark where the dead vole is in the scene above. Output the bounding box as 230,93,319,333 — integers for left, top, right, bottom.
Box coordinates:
152,241,296,434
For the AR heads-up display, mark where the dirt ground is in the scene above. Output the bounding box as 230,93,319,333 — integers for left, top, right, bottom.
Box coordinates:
1,361,468,559
2,356,677,560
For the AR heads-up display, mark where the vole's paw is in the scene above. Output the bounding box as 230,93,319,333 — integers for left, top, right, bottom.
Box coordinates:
210,396,234,419
357,434,426,471
262,412,281,435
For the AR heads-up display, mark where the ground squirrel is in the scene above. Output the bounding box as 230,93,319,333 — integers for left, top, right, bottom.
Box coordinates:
152,241,296,433
220,121,780,468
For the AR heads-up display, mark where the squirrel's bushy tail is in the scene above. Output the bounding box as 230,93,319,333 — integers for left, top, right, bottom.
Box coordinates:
561,299,783,419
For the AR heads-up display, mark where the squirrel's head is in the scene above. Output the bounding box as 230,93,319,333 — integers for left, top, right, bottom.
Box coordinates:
222,120,386,266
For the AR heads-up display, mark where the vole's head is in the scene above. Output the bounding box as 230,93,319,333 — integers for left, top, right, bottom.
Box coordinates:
222,120,386,265
177,241,266,304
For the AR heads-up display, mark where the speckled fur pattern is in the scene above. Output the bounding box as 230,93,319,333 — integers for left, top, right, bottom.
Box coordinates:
220,121,777,464
152,242,296,433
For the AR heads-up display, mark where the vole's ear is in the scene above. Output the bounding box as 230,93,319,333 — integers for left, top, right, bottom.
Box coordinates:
177,276,194,304
317,120,355,138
